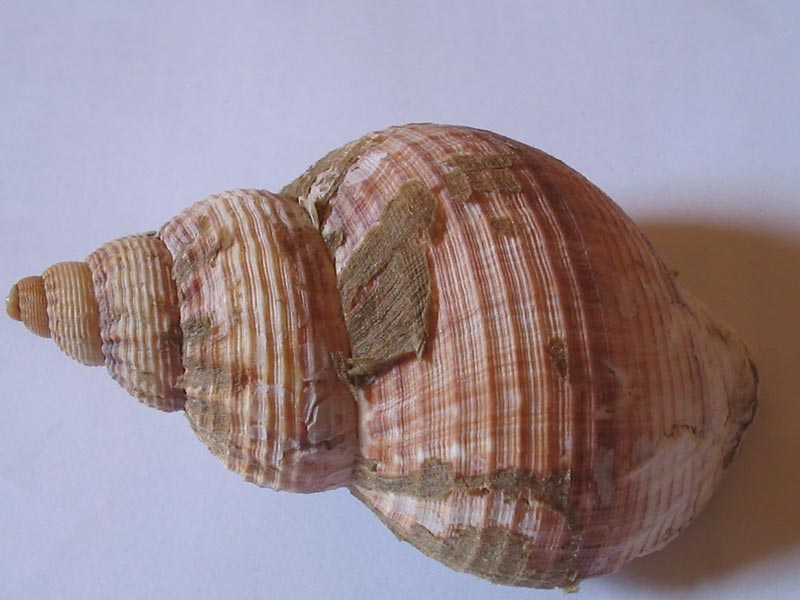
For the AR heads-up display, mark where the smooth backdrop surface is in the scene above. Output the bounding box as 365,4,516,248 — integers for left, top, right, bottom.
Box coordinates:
1,2,798,599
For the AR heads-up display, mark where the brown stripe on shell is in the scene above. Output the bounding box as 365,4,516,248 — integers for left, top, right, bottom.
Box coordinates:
159,189,357,493
42,262,104,366
512,152,615,568
87,234,185,412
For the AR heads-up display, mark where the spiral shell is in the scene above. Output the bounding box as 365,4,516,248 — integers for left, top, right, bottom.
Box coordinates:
7,123,757,589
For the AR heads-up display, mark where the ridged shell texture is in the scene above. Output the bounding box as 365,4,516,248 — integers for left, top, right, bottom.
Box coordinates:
282,124,757,587
7,124,757,590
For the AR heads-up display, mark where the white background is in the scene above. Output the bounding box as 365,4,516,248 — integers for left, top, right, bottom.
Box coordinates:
1,2,798,599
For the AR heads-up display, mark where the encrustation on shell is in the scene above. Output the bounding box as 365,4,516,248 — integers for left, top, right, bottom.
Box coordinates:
6,123,757,590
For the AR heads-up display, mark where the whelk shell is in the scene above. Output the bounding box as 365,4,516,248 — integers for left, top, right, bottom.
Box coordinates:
6,123,757,590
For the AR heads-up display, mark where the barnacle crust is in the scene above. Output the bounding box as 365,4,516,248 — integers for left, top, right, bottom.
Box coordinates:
338,181,438,378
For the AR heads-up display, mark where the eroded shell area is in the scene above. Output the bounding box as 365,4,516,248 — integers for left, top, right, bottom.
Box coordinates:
159,189,357,492
352,486,577,589
284,123,758,587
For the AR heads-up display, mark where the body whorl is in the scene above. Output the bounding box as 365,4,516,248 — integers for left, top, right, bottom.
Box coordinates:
283,124,757,587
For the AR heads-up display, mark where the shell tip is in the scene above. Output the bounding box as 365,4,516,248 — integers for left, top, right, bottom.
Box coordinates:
6,283,21,321
9,275,50,337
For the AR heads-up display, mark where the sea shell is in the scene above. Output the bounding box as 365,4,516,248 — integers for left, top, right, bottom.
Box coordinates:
6,123,757,589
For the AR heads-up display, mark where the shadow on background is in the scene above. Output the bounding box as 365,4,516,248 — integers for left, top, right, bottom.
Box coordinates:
609,220,800,589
